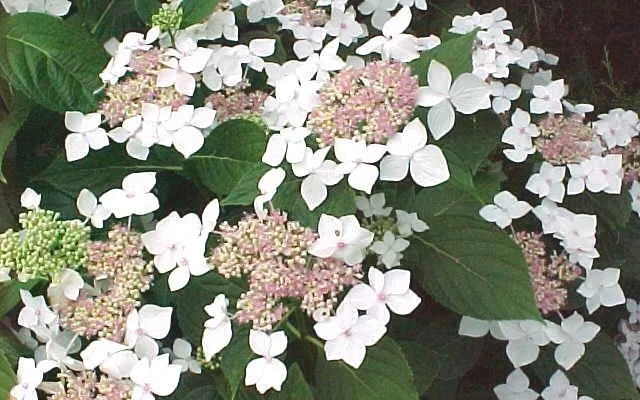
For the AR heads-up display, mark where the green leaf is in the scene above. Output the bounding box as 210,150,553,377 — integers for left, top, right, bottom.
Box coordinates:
534,334,640,400
0,92,31,183
181,0,220,26
134,0,161,25
181,386,221,400
184,119,267,196
409,30,477,82
314,337,419,400
0,352,16,400
0,331,31,368
0,13,108,113
219,326,254,400
0,279,39,319
564,191,632,232
174,271,243,345
221,164,270,206
404,215,541,320
272,180,357,228
397,341,441,394
269,364,314,400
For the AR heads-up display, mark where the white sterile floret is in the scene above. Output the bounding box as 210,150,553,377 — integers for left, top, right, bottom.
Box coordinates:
593,108,639,149
172,338,202,374
309,214,374,266
499,320,550,367
356,7,420,62
46,268,84,307
313,301,386,368
1,0,70,16
76,188,111,228
552,213,598,270
261,68,322,129
202,294,233,361
627,299,640,324
525,162,566,203
243,0,284,23
125,305,173,359
540,370,595,400
458,316,507,340
490,81,522,114
577,268,625,314
357,0,399,31
20,187,41,210
370,231,410,269
306,38,347,82
530,79,565,114
529,46,560,66
355,193,392,218
130,354,182,400
203,11,239,41
631,181,640,217
334,138,387,194
18,290,57,331
141,211,210,291
379,119,450,187
569,154,623,195
245,330,288,394
544,312,600,370
502,108,540,162
344,267,421,325
160,105,216,158
9,357,58,400
395,209,428,237
562,100,594,117
38,325,85,371
325,3,364,46
479,190,531,229
64,111,109,162
254,167,286,219
450,7,511,35
292,147,343,211
292,24,327,60
416,60,492,139
157,33,214,96
262,127,310,167
493,368,539,400
99,172,159,219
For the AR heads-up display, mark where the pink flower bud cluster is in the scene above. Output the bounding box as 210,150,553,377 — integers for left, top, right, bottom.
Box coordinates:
512,231,581,314
49,371,132,400
98,49,187,127
282,0,328,26
209,211,362,330
307,61,419,146
606,137,640,183
535,114,595,165
57,226,154,341
204,85,268,123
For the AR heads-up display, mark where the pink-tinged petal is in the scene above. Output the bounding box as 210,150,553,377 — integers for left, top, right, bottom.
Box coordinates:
366,302,390,325
381,269,411,295
368,267,385,293
190,107,216,129
351,315,387,346
180,48,214,74
175,72,196,96
139,304,172,339
249,330,271,357
344,284,377,310
268,331,288,357
149,363,181,396
324,335,350,361
156,68,177,87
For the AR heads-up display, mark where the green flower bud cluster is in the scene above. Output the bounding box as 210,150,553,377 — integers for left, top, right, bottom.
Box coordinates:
364,216,397,240
0,209,89,280
196,346,221,372
151,4,183,33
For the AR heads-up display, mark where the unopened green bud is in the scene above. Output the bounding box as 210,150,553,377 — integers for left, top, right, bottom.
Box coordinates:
151,4,183,33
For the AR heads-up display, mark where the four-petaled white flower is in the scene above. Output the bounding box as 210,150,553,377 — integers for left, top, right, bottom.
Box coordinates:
490,82,522,114
544,312,600,370
76,188,111,228
313,301,386,368
334,138,388,194
540,370,578,400
245,330,288,394
160,105,216,158
10,358,58,400
125,305,173,359
262,127,311,167
64,112,109,162
525,162,566,203
355,193,392,218
369,231,410,269
356,7,420,62
46,268,84,308
395,209,429,237
500,320,550,367
99,172,159,219
309,214,374,266
379,118,450,187
493,368,539,400
157,34,214,96
458,316,507,340
18,290,57,331
479,190,532,229
530,79,565,114
292,147,343,211
130,354,182,400
577,268,625,314
171,338,202,374
416,60,491,139
202,294,233,361
344,267,421,325
324,3,364,46
20,188,41,210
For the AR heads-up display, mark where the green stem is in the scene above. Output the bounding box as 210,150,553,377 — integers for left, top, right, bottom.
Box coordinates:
427,1,454,18
90,0,116,36
304,335,324,350
283,321,302,340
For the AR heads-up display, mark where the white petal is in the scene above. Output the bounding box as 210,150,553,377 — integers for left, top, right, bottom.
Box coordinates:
348,164,379,194
382,6,411,38
301,175,327,211
427,60,452,94
450,73,491,114
173,126,204,158
139,305,173,339
249,38,276,57
409,145,450,187
65,133,90,162
379,155,409,181
427,101,456,140
262,134,287,167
